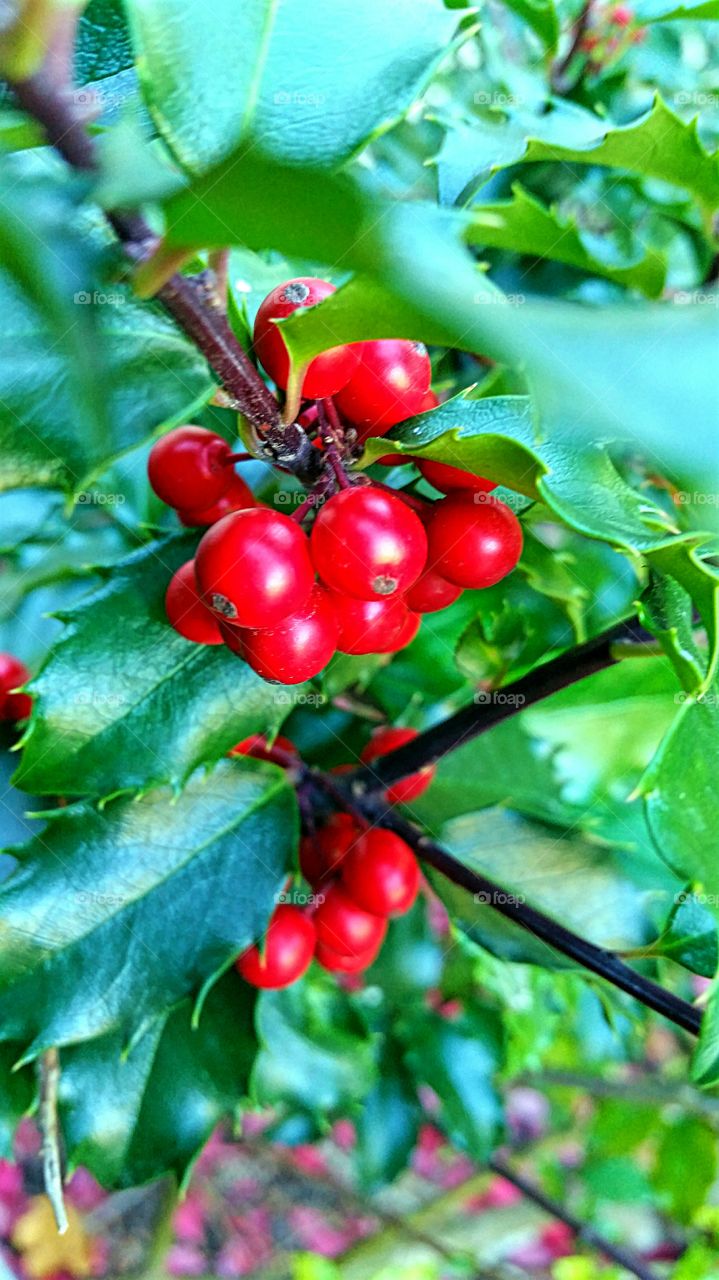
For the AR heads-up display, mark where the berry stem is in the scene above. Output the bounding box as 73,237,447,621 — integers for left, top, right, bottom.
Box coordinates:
317,399,352,489
222,452,254,465
551,0,594,93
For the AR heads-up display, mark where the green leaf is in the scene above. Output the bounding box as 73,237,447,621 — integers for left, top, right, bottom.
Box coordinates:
124,0,460,172
0,1042,33,1157
498,0,559,48
427,806,677,965
653,893,718,977
14,536,303,798
634,0,719,19
436,96,719,222
0,759,296,1056
253,977,377,1115
403,1007,504,1158
75,0,134,85
354,1063,421,1191
652,1117,717,1222
467,184,667,297
61,972,257,1188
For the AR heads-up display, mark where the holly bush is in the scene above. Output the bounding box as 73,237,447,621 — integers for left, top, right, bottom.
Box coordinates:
0,0,718,1273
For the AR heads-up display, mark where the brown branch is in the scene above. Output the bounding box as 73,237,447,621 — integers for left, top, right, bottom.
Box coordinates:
551,0,594,93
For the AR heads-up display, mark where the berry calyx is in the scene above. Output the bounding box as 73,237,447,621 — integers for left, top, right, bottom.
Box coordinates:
178,473,255,526
311,486,427,600
329,592,411,655
230,734,297,764
236,905,316,989
335,340,431,438
195,507,314,627
313,883,387,956
360,726,435,805
315,937,382,974
300,813,362,884
427,495,523,589
405,567,462,614
253,278,359,398
165,560,224,645
0,653,32,722
237,585,338,684
340,828,420,917
148,426,232,510
416,458,496,495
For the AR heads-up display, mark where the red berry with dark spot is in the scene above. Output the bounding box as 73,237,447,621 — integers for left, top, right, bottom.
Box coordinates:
311,486,427,600
361,726,435,805
417,458,496,495
315,937,382,974
165,560,224,645
427,495,522,589
313,883,387,956
195,507,314,627
0,653,32,722
178,472,255,526
239,585,338,684
341,828,420,916
300,813,362,884
335,340,431,437
148,426,231,510
236,905,316,989
253,278,359,398
329,591,411,655
405,567,462,614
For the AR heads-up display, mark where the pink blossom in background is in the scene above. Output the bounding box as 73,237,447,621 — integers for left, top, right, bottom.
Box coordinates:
173,1193,208,1244
166,1242,207,1276
66,1168,106,1213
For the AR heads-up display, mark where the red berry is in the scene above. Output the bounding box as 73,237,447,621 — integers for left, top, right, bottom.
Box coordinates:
315,937,382,974
405,567,462,614
417,458,496,495
230,734,297,763
329,591,411,655
237,585,338,684
392,610,421,651
300,813,361,884
178,473,255,526
427,495,522,589
0,653,32,722
253,278,359,398
311,486,427,600
148,426,231,510
360,727,435,805
335,340,431,438
341,828,420,916
165,560,224,645
611,4,633,24
195,507,314,627
236,905,316,989
313,883,387,956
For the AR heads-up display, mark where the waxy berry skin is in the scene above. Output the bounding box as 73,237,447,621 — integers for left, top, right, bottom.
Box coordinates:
239,585,338,684
178,473,255,526
253,278,359,398
405,566,462,614
315,937,382,974
148,426,231,510
335,339,431,437
195,507,314,627
311,486,427,600
329,591,410,655
230,734,297,763
417,458,496,495
236,905,316,989
165,560,224,645
0,653,32,722
427,495,523,589
361,726,435,805
341,828,421,916
313,884,387,956
300,813,361,883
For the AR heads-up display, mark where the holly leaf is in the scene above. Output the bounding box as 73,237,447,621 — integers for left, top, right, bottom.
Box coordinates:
652,893,718,977
498,0,559,48
14,536,303,798
354,1062,422,1191
60,972,257,1188
467,184,667,298
634,0,719,18
123,0,460,172
0,759,296,1056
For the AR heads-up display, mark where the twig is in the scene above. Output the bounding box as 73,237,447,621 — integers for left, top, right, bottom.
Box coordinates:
490,1154,661,1280
37,1049,68,1234
551,0,593,93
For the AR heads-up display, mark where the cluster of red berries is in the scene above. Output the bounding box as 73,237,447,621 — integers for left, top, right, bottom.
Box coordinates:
150,277,523,685
579,4,646,65
0,654,32,723
232,730,431,989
